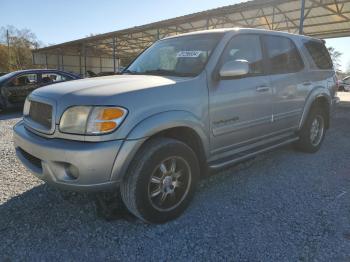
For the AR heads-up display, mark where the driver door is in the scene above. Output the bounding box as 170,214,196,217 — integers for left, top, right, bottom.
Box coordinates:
209,34,273,156
3,73,39,104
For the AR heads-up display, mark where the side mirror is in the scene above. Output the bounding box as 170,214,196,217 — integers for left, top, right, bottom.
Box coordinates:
219,59,249,78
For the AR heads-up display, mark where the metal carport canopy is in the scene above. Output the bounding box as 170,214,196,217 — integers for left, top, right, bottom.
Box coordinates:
32,0,350,73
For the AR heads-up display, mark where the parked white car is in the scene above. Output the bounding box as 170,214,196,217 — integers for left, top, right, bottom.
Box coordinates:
339,76,350,91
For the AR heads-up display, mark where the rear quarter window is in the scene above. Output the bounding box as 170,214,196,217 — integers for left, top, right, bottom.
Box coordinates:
264,35,304,74
303,40,333,70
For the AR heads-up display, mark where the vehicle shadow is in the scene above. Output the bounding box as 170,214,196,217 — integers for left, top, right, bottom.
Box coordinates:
0,184,136,228
0,152,269,232
0,109,22,121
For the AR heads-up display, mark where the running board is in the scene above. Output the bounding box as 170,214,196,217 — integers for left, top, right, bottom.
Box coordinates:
209,137,299,171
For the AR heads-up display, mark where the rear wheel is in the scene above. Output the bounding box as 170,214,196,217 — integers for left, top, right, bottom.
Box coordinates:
121,138,199,224
295,107,326,153
0,96,6,112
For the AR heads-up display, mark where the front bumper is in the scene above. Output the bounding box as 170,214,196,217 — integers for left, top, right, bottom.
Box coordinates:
13,121,123,191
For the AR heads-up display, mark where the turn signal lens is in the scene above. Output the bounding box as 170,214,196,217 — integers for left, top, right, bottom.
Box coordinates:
86,106,128,134
100,108,125,120
95,122,117,132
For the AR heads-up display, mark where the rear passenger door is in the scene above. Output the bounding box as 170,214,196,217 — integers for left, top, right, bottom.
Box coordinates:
263,35,307,132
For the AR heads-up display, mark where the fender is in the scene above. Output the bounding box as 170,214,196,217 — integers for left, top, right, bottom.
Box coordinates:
110,110,210,182
127,110,209,149
298,86,331,130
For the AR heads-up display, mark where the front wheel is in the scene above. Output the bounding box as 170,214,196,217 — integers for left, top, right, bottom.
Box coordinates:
121,138,199,224
295,107,326,153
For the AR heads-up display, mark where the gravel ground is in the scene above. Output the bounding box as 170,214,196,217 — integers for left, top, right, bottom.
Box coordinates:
0,107,349,261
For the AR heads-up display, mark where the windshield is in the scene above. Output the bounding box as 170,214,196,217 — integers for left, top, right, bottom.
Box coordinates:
0,72,17,83
125,33,224,77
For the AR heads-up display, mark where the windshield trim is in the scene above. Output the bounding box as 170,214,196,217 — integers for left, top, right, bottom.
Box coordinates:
123,32,225,77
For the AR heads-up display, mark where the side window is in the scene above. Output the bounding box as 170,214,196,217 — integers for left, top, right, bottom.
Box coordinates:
8,74,38,87
41,73,70,84
222,34,264,75
303,40,333,70
264,36,304,74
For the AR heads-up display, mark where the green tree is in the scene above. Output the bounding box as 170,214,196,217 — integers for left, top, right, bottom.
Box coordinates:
327,47,342,72
0,45,9,72
0,25,42,72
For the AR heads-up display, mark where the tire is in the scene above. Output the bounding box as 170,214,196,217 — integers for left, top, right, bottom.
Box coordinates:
0,97,5,112
0,93,9,113
121,138,200,224
295,107,326,153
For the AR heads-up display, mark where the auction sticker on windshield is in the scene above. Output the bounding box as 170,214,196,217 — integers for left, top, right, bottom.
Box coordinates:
176,51,202,58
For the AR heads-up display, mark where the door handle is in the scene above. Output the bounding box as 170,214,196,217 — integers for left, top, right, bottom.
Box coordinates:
302,81,312,86
256,86,270,92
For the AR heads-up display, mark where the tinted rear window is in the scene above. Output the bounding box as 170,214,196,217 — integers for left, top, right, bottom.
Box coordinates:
264,35,304,74
303,40,333,69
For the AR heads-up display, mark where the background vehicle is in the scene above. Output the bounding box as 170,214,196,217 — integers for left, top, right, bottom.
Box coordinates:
338,76,350,91
0,69,81,111
86,68,125,78
13,29,337,224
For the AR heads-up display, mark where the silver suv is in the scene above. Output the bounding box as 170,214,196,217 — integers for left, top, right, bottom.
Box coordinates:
13,28,338,223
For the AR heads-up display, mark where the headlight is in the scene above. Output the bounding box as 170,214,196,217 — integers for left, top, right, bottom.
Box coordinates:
59,106,128,135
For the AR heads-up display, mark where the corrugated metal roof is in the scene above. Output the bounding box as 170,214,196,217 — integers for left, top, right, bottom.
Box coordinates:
33,0,350,60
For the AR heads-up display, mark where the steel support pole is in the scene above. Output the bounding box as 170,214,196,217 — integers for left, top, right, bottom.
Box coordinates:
45,54,48,69
61,55,64,70
113,37,117,73
299,0,306,34
79,52,82,76
84,44,87,77
7,30,10,70
57,51,60,70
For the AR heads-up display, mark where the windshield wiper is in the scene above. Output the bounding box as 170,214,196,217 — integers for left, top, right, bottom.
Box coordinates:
143,69,193,77
123,68,195,77
122,69,138,75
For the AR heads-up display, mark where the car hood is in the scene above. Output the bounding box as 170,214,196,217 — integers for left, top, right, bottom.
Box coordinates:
32,74,191,101
27,73,208,138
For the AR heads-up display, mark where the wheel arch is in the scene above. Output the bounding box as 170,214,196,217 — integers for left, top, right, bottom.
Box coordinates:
144,126,208,177
299,89,331,130
111,111,210,182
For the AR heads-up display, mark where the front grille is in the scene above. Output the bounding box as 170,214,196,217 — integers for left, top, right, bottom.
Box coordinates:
28,101,53,130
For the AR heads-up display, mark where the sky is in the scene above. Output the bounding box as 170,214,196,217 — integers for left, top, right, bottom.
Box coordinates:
0,0,349,72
